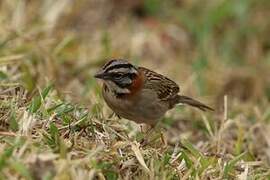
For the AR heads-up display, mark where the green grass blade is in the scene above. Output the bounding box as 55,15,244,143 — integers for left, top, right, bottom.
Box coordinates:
28,84,53,113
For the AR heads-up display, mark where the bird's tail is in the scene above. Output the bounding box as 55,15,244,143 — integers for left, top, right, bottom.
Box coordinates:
177,95,214,111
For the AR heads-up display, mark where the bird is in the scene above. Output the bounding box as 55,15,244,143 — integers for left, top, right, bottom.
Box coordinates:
94,59,213,127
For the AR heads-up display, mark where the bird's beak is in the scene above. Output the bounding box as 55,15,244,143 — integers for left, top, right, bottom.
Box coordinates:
94,70,107,79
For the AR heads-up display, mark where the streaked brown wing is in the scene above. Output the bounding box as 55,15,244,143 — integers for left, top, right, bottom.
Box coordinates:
138,67,180,101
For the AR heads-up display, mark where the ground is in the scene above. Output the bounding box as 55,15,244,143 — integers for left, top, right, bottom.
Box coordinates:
0,0,270,179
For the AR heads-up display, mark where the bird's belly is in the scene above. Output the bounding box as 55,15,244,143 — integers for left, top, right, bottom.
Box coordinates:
102,89,167,125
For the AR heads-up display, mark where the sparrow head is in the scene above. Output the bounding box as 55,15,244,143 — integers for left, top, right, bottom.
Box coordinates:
94,59,139,94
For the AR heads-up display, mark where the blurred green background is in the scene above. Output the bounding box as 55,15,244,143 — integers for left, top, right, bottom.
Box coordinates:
1,0,270,105
1,0,270,179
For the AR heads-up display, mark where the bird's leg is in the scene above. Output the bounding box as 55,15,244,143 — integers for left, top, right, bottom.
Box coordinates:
159,130,166,146
109,112,121,119
140,124,144,133
140,122,167,147
115,114,121,119
139,124,153,133
140,124,157,146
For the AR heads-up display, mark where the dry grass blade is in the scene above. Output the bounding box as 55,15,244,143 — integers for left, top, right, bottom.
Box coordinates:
0,54,25,65
0,0,270,179
0,83,21,87
131,141,150,173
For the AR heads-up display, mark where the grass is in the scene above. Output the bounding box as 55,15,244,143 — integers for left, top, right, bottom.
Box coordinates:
1,0,270,179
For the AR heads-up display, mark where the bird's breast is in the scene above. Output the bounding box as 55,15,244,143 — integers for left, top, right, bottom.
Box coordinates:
102,85,169,125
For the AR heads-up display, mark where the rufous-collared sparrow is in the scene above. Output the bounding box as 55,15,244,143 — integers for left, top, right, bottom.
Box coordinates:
94,59,213,127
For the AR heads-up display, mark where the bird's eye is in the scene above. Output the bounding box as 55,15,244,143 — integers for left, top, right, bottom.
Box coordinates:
113,73,122,79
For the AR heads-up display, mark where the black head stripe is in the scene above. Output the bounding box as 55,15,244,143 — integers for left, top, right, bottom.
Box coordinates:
103,59,117,70
105,63,135,73
108,72,137,79
102,59,134,72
